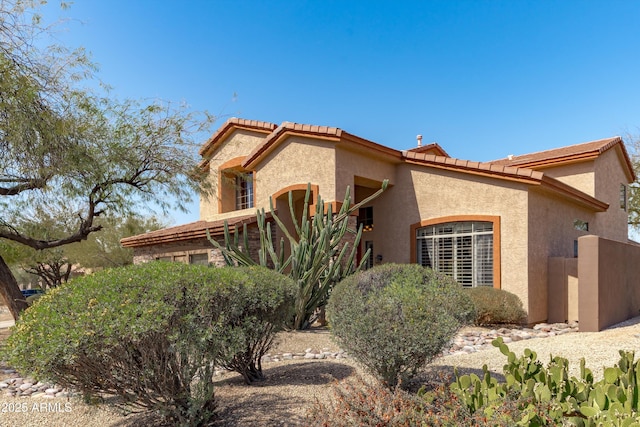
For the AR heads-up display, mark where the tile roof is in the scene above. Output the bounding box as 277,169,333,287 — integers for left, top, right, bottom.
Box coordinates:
198,118,277,157
241,121,402,169
491,137,635,180
120,214,259,248
406,142,450,157
402,151,609,212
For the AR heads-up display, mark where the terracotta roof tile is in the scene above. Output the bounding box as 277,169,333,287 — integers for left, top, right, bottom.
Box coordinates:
120,214,259,248
492,137,621,167
406,143,450,157
198,117,277,157
242,121,400,169
491,136,635,182
400,150,607,211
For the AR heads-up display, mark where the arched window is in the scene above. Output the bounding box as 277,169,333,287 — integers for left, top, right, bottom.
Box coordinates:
217,157,255,213
416,221,493,287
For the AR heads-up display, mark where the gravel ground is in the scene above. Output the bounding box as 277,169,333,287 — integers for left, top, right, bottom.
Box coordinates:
1,318,640,426
431,316,640,381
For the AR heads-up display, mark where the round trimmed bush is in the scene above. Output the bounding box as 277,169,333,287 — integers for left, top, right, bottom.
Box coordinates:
2,262,296,426
466,286,527,326
326,264,475,388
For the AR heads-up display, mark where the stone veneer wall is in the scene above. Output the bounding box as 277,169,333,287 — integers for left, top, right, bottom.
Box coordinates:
131,224,264,267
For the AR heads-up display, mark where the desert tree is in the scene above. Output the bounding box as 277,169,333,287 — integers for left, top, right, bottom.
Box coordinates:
5,211,166,289
0,0,213,318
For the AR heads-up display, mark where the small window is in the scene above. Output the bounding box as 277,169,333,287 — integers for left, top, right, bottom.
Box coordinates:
573,219,589,232
189,253,209,265
620,184,627,210
358,207,374,231
364,241,374,269
156,256,172,262
236,172,254,210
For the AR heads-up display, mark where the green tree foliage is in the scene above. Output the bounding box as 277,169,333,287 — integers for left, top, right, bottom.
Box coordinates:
2,262,296,425
209,181,388,330
327,264,475,389
627,135,640,231
0,0,213,318
4,212,166,289
67,214,167,270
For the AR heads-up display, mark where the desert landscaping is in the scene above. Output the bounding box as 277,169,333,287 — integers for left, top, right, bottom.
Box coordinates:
2,303,640,427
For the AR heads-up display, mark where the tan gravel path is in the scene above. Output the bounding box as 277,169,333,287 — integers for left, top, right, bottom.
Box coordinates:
432,317,640,381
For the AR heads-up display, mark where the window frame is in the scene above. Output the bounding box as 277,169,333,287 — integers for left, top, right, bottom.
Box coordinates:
217,157,256,213
235,172,254,210
410,215,500,289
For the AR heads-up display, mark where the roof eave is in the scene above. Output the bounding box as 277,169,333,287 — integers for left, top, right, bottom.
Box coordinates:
198,118,277,158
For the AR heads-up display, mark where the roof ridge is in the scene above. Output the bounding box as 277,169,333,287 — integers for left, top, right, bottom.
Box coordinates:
491,136,621,163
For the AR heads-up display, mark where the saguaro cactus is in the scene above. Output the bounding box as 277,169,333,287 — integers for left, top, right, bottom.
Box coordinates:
208,180,388,329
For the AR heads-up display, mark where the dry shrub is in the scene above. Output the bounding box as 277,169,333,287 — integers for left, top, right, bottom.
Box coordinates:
467,286,527,326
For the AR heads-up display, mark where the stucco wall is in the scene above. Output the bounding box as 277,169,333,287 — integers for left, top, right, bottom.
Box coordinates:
593,147,631,242
527,188,595,323
334,147,396,198
254,136,336,208
541,161,595,197
578,235,640,331
378,164,531,312
199,129,267,220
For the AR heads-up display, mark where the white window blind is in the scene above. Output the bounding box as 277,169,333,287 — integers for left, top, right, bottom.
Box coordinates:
235,172,254,210
417,221,493,287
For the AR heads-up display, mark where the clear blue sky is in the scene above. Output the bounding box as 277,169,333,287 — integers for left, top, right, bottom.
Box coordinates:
40,0,640,225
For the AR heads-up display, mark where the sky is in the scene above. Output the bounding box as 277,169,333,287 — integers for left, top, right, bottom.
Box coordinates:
38,0,640,225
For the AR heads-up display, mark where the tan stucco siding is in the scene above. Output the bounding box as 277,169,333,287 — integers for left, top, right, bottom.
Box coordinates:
335,147,396,197
253,136,337,208
540,161,595,197
377,164,530,309
199,129,267,221
527,188,595,323
594,148,631,242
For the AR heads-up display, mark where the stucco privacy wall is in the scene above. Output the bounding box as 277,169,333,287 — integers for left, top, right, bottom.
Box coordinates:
254,136,337,208
200,129,267,220
527,188,595,323
578,235,640,332
383,163,530,303
547,257,579,324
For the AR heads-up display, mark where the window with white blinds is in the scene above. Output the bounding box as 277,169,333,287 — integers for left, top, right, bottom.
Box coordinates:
416,221,493,287
235,172,254,210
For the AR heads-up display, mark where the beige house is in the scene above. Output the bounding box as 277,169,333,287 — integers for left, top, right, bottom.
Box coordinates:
121,118,638,329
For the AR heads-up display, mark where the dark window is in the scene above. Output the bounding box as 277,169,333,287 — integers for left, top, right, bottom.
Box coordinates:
364,241,374,269
358,206,374,231
573,219,589,231
189,253,209,265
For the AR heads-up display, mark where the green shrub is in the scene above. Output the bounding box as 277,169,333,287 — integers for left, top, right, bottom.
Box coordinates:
2,262,296,426
326,264,475,388
466,286,527,325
